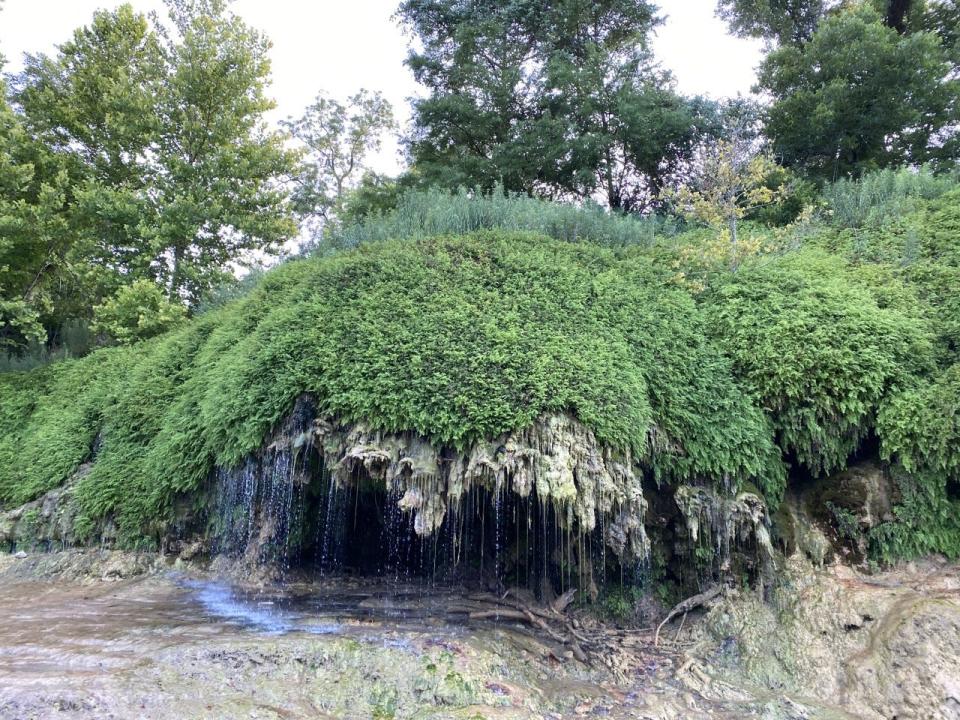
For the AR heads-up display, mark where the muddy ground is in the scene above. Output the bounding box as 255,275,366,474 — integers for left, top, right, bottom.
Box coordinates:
0,551,956,720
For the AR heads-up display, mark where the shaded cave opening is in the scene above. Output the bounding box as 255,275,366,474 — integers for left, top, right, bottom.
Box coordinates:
211,443,642,602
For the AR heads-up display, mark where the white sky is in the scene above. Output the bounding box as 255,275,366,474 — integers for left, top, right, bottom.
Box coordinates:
0,0,764,175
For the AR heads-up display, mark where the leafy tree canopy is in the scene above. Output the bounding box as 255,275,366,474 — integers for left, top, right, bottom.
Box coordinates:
2,0,298,353
757,5,959,179
716,0,836,47
0,50,80,354
397,0,718,212
717,0,958,46
283,90,396,236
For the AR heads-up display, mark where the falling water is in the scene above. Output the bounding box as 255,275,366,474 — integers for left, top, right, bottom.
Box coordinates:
211,406,656,603
213,399,314,570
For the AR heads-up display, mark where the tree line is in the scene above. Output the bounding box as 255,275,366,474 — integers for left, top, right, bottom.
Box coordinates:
1,0,957,355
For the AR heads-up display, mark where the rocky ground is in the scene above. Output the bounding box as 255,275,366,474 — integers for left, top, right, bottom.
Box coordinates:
1,550,956,720
688,554,960,720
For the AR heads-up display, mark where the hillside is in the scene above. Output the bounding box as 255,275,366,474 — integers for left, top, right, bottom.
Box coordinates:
3,184,959,576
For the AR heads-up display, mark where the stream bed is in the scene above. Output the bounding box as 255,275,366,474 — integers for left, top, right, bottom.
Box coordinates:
1,552,953,720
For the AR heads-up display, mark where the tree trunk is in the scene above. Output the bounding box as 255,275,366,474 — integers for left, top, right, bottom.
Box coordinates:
885,0,912,34
169,245,185,302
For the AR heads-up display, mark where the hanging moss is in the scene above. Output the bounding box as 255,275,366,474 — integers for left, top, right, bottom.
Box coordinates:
0,232,783,542
704,249,935,477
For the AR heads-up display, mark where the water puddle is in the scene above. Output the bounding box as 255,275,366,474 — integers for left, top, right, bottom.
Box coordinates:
180,576,481,639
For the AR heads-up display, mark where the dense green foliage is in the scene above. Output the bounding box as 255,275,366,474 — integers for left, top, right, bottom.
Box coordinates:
757,5,958,179
820,165,957,228
92,280,187,345
716,0,831,46
873,363,960,562
0,231,792,542
707,251,934,474
801,177,960,559
4,169,959,560
2,0,960,568
0,60,74,353
397,0,717,211
1,1,297,353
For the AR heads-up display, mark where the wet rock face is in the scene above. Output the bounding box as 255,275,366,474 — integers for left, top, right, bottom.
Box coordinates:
777,461,898,564
0,463,90,551
765,462,899,569
211,398,788,592
320,412,650,561
689,555,960,720
772,490,834,566
672,485,776,587
823,462,896,530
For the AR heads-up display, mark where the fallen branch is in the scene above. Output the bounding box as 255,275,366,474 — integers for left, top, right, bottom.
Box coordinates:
468,592,566,622
654,585,724,647
468,609,531,623
550,588,577,614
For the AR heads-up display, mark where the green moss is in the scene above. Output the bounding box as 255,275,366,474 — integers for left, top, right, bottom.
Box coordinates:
0,218,955,560
0,232,782,541
705,249,934,477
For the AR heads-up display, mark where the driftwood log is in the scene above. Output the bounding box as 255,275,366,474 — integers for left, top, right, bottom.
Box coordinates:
451,584,703,677
653,584,724,647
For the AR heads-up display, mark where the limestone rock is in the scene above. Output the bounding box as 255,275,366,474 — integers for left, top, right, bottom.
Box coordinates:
0,462,92,550
313,411,650,561
674,485,776,579
688,555,960,720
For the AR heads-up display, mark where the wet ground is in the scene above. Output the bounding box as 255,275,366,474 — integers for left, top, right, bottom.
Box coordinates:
0,572,667,719
0,554,920,720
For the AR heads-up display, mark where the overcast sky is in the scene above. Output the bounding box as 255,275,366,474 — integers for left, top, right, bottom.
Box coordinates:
0,0,764,175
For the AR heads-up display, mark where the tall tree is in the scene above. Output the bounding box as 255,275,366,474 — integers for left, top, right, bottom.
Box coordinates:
397,0,713,211
10,0,298,312
398,0,554,192
913,1,960,69
0,60,74,352
716,0,834,46
717,0,960,45
536,3,719,212
283,90,395,234
11,5,164,329
147,0,297,304
757,5,959,178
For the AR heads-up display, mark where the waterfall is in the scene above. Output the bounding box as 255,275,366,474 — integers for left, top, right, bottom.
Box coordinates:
210,399,661,600
213,398,314,570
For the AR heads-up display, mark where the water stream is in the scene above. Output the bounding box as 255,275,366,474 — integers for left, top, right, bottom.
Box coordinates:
0,563,875,720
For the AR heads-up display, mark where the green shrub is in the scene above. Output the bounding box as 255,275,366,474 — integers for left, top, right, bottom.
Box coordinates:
868,466,960,562
822,166,957,229
316,185,680,255
0,232,784,540
705,250,935,476
92,279,187,344
872,365,960,559
0,348,134,505
807,187,960,354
